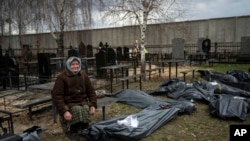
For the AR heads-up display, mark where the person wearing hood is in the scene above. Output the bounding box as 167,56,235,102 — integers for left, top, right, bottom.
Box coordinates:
52,56,97,140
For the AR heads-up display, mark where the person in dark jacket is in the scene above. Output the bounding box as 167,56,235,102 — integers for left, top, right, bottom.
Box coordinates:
52,56,97,140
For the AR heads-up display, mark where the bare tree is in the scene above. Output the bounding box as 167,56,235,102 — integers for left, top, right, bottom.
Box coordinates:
0,0,41,50
1,0,104,57
102,0,189,79
37,0,104,57
12,0,37,47
0,0,9,36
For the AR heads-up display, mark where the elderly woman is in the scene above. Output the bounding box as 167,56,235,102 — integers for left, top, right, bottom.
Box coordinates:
52,56,97,140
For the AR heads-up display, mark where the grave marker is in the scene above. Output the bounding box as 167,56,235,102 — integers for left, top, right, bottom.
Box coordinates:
172,38,185,60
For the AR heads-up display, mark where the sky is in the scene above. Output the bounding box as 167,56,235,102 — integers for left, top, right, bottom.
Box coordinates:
186,0,250,20
93,0,250,28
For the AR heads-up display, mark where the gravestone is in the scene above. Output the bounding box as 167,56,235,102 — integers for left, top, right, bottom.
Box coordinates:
237,36,250,62
106,48,117,66
78,41,86,57
86,44,93,57
99,41,104,48
172,38,185,60
37,53,56,83
116,47,123,61
197,38,205,53
68,46,79,57
123,46,130,60
95,49,107,77
95,47,117,77
202,39,211,54
104,42,109,49
0,53,19,89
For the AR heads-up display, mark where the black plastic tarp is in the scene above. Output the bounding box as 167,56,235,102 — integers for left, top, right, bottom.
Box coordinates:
81,89,195,141
209,94,250,120
147,79,216,103
82,108,180,141
20,126,42,141
147,78,250,120
148,76,250,102
114,89,195,114
193,80,250,98
227,70,250,82
197,69,250,92
81,73,250,140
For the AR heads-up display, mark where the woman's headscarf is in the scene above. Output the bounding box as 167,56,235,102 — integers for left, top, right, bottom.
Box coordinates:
65,56,82,75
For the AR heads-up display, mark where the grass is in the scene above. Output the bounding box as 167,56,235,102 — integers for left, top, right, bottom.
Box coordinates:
17,62,250,141
199,63,249,73
108,73,250,141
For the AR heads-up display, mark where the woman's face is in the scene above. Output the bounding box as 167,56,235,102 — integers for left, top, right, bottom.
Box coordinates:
70,60,80,73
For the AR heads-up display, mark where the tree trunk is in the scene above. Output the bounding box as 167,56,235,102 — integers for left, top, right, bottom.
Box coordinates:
140,9,148,80
57,32,64,57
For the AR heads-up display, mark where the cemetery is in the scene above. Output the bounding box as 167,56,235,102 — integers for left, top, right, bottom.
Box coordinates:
0,16,250,140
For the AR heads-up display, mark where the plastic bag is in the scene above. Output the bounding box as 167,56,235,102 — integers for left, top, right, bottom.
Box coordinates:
117,115,139,128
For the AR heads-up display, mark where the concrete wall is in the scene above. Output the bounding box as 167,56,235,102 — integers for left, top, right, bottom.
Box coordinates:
0,15,249,55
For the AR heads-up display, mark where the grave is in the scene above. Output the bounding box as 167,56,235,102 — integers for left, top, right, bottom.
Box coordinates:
123,46,130,60
172,38,185,60
116,47,123,61
37,53,56,84
197,38,206,53
196,38,211,58
86,44,93,57
237,36,250,62
107,48,117,65
78,41,86,57
95,47,117,77
68,46,79,57
99,41,104,48
202,38,211,54
95,50,106,77
0,51,19,89
189,38,211,65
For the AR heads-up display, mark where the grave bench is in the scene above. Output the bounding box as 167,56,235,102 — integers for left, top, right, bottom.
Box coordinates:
14,92,118,123
146,67,162,80
15,95,52,120
119,74,143,90
0,110,21,141
52,97,118,123
179,69,196,82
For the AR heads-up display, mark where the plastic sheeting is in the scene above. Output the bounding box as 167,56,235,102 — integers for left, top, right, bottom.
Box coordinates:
209,94,250,120
81,89,195,141
147,77,250,120
81,69,250,140
20,126,42,141
197,69,250,92
147,79,216,103
227,70,250,82
82,109,180,141
114,89,195,114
